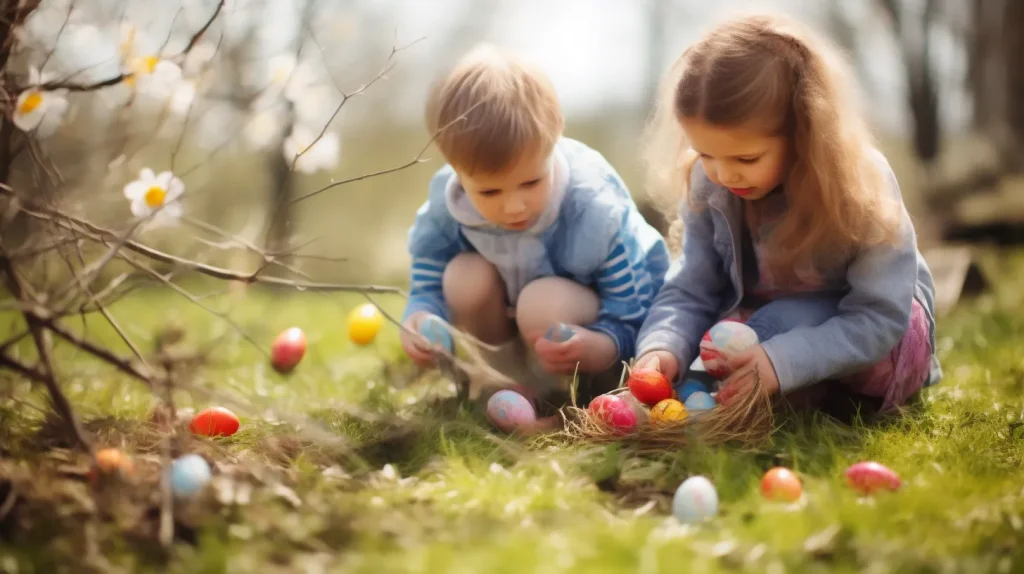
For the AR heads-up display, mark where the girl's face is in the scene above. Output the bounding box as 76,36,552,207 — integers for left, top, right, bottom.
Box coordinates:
680,117,791,200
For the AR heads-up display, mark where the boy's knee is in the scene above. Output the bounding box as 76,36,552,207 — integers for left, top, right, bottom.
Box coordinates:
516,276,599,341
443,253,504,313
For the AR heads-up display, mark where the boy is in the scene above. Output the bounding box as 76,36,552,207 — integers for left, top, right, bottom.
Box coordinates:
401,44,669,427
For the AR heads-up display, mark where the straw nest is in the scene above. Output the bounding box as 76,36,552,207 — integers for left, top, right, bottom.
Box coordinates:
558,365,777,451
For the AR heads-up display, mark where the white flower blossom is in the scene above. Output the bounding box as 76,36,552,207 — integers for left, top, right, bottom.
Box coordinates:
123,168,185,225
13,67,69,138
282,125,340,174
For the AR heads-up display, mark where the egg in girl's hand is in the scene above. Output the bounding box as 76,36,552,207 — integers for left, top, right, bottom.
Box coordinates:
845,461,901,494
587,394,637,433
760,467,803,502
672,475,719,524
271,327,307,373
347,303,383,346
486,389,537,432
189,407,240,437
684,391,716,412
700,319,759,379
171,454,212,498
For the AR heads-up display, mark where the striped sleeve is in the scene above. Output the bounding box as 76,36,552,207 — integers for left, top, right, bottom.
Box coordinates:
402,168,464,323
588,231,654,362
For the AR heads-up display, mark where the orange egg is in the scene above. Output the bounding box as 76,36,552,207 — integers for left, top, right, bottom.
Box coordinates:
760,467,802,502
189,406,240,437
347,303,383,345
90,447,134,480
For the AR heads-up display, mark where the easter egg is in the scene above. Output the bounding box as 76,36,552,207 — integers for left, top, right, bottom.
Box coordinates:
672,475,719,525
844,461,901,494
676,379,710,402
171,454,212,498
90,447,133,480
348,303,383,346
587,394,637,433
419,315,454,353
545,322,576,343
699,320,759,379
486,390,537,432
760,467,803,502
189,406,240,437
684,390,716,412
650,398,687,425
270,326,307,372
627,367,674,406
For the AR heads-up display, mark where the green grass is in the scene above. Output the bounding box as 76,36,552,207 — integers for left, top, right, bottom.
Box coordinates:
3,251,1024,573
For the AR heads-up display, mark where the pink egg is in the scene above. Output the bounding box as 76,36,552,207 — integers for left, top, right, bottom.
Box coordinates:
588,394,637,434
486,390,537,432
845,461,901,494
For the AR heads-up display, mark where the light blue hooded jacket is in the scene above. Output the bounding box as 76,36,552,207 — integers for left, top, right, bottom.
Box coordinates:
403,137,671,363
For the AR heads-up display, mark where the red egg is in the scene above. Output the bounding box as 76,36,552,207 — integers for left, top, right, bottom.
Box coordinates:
627,367,674,406
588,394,637,433
845,461,901,494
189,407,240,437
760,467,803,502
271,327,307,373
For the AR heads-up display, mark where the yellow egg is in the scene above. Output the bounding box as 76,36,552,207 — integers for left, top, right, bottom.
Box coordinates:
650,398,687,425
347,303,383,345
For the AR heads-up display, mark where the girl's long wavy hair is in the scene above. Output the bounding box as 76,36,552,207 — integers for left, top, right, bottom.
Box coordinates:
641,13,902,284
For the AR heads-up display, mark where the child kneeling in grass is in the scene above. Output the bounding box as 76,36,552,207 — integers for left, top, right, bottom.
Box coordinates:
401,44,670,432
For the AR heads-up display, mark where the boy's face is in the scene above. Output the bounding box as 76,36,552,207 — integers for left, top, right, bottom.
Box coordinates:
457,146,553,231
680,117,790,201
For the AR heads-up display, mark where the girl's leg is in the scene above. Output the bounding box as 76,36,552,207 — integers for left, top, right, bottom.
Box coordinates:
836,298,932,413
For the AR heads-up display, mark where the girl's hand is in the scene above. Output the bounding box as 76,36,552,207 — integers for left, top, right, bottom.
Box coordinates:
399,312,436,367
533,326,616,374
634,351,680,382
716,344,780,405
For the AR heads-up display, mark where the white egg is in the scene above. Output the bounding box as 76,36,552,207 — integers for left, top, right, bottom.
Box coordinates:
672,475,719,525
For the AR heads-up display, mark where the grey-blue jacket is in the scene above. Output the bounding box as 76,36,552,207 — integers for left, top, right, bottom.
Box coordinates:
635,150,943,393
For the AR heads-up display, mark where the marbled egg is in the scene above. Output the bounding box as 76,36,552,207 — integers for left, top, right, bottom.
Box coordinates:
545,323,575,343
588,394,637,433
486,390,537,432
672,475,719,524
419,315,454,353
699,320,759,379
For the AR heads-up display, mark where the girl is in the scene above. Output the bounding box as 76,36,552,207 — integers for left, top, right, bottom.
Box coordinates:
633,13,942,416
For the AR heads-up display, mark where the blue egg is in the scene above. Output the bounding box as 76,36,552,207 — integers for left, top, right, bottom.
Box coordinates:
672,475,719,524
545,323,575,343
684,390,716,412
676,379,709,401
419,315,454,353
171,454,212,498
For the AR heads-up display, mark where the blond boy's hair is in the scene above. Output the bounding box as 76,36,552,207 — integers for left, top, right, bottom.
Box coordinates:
425,44,564,175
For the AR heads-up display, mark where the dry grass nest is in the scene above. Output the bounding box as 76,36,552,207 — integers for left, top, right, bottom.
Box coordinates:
558,368,778,451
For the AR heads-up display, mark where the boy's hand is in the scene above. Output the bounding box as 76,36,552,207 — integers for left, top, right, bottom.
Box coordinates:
634,351,680,382
400,312,437,367
716,344,780,405
533,326,617,375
